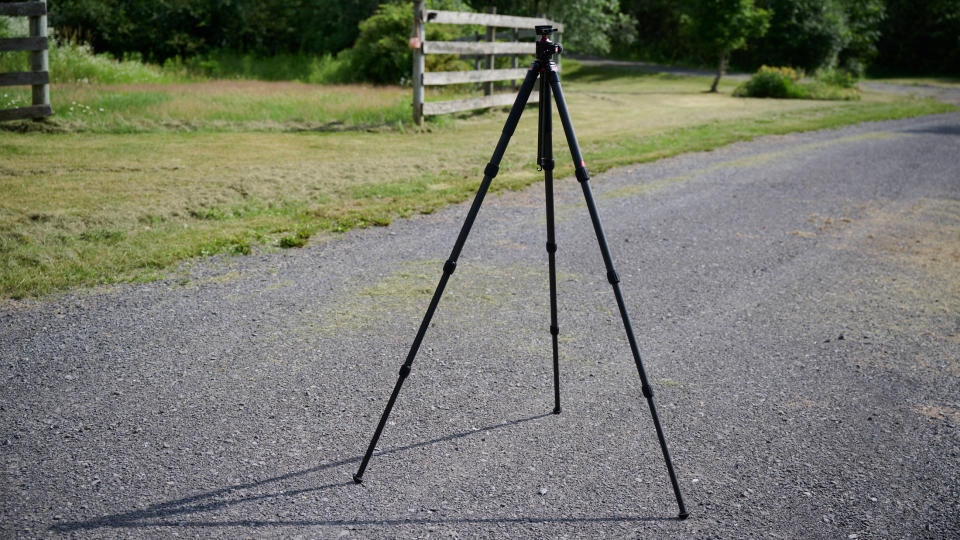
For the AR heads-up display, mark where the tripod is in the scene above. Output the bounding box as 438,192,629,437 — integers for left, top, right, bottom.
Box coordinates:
352,26,688,520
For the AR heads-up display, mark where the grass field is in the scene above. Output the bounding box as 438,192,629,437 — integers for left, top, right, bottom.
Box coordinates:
1,62,955,298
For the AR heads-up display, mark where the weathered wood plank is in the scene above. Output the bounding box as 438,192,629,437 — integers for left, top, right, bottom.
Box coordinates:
0,104,52,121
0,36,47,52
0,70,48,86
424,68,529,85
0,2,46,17
452,29,537,42
424,41,533,55
423,92,537,115
424,10,562,31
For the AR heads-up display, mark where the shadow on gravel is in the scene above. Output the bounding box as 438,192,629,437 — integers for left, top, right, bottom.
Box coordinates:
48,412,676,533
903,124,960,136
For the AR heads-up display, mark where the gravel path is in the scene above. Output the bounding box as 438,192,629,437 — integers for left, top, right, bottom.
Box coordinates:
2,112,959,538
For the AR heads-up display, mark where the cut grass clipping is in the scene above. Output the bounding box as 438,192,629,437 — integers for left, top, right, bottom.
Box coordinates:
1,63,955,298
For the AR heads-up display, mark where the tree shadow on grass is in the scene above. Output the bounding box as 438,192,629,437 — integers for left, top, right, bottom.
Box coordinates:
53,412,673,532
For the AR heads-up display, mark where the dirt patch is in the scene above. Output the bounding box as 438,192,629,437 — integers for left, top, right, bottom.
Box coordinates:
913,404,960,422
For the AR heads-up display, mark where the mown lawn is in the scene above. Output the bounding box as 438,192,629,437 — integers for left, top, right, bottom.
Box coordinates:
1,63,955,298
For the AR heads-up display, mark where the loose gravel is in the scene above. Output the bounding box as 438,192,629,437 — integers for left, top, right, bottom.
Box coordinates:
2,112,959,538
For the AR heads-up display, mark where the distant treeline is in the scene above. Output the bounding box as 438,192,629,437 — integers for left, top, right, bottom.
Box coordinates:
49,0,959,76
623,0,960,75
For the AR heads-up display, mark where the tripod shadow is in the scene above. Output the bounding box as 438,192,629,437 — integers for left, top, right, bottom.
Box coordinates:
52,412,671,532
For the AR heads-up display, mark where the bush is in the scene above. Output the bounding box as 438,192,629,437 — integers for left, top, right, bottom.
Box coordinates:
734,65,860,101
815,67,858,88
733,65,806,98
349,1,470,84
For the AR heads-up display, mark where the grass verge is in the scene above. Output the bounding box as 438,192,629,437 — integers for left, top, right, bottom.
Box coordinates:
1,65,955,298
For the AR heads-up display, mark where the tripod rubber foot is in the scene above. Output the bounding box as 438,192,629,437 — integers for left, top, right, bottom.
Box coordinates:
352,474,363,484
553,406,561,414
678,512,689,520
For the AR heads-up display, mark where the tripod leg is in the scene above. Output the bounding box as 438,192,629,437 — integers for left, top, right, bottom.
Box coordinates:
353,67,541,484
538,73,561,415
547,69,689,520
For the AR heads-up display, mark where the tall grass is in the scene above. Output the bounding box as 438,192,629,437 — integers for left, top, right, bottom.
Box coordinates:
0,18,184,84
169,50,354,85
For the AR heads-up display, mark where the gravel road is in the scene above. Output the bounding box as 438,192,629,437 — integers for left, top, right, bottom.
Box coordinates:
2,112,959,538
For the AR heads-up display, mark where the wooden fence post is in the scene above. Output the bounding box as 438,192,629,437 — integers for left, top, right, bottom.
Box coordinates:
412,0,425,127
0,0,53,121
29,0,49,110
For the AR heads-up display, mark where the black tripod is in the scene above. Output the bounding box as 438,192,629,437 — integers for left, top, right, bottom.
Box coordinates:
352,26,688,520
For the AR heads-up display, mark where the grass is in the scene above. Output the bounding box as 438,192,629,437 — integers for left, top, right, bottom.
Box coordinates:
867,76,960,88
2,81,414,132
1,61,955,298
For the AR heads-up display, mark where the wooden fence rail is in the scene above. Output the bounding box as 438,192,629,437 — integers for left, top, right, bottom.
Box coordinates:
0,1,52,122
412,1,561,126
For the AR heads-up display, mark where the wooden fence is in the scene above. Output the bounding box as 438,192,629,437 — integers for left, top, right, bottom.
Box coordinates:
0,1,51,121
411,1,561,126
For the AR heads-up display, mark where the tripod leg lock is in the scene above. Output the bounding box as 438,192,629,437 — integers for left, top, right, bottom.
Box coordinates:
484,162,499,178
399,364,412,379
575,167,590,183
545,241,557,254
540,158,555,171
550,324,559,336
443,260,457,275
607,270,620,284
642,384,653,398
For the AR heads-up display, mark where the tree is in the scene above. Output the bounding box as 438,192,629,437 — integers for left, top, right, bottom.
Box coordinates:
679,0,771,92
839,0,885,75
875,0,960,75
477,0,636,56
619,0,688,63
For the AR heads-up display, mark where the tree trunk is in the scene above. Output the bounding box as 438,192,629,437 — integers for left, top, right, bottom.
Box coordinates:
710,53,729,93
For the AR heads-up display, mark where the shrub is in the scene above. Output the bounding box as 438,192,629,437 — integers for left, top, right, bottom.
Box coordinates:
349,1,471,84
733,65,807,98
734,65,860,101
815,67,858,88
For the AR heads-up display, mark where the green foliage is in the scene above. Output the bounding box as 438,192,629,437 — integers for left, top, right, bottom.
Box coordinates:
679,0,770,90
474,0,635,55
815,67,859,88
50,40,183,84
0,19,182,84
734,66,806,98
743,0,849,71
839,0,886,75
50,0,385,62
875,0,960,75
734,65,861,100
348,2,416,85
679,0,770,57
172,51,353,84
349,1,469,84
732,0,886,75
278,231,311,248
621,0,889,76
616,0,688,62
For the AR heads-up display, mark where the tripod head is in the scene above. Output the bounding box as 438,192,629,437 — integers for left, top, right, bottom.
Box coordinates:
535,25,562,63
